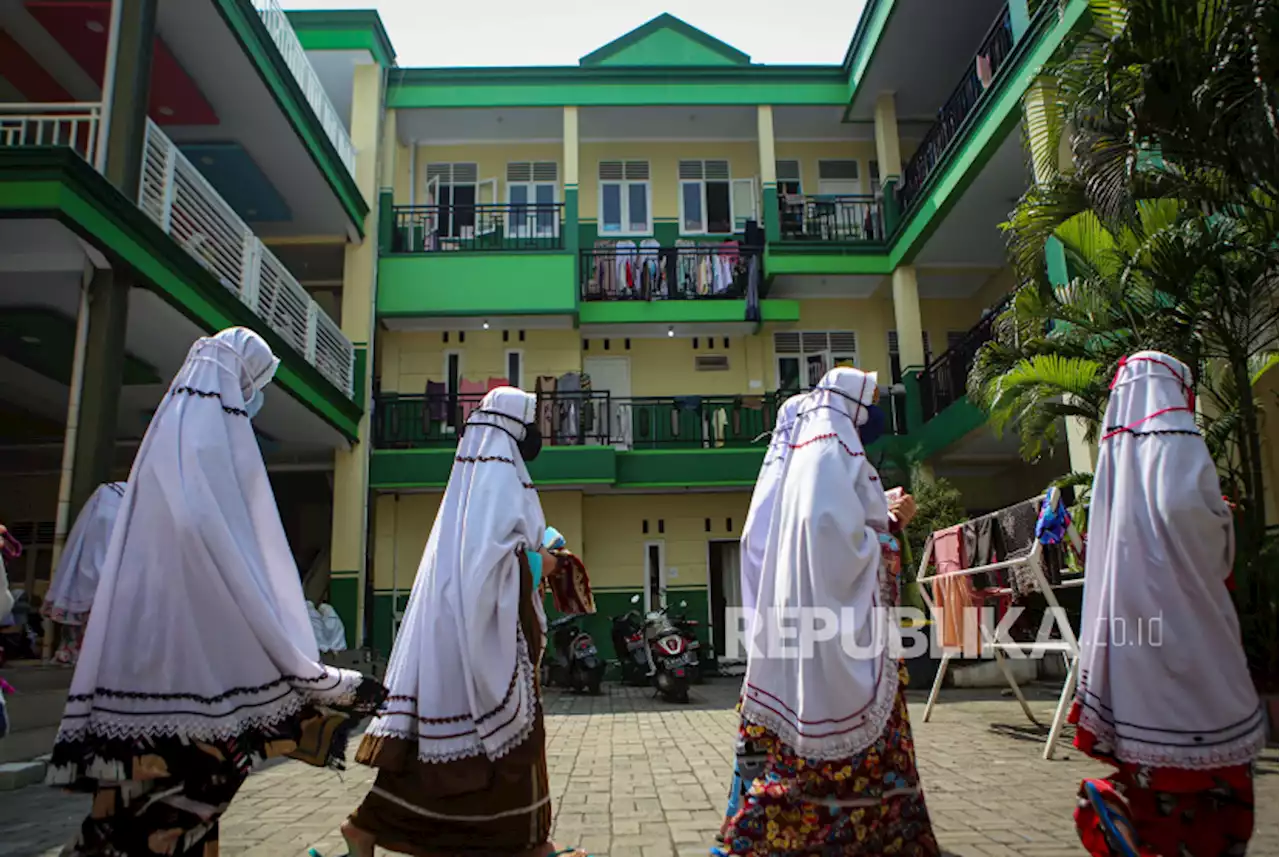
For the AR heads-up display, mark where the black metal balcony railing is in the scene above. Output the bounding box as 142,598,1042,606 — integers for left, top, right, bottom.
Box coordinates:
391,203,565,253
579,244,762,302
778,194,884,242
917,297,1011,420
375,389,908,451
898,4,1017,214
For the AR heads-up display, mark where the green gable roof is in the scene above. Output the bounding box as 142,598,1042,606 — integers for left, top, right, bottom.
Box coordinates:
580,13,750,67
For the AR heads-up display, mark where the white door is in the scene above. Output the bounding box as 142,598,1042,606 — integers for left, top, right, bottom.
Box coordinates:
644,540,667,614
583,356,631,447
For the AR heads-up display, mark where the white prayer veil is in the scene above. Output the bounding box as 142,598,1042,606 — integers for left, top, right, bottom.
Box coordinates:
52,328,364,755
366,387,547,763
43,482,126,624
1075,351,1264,768
740,393,808,619
740,367,896,760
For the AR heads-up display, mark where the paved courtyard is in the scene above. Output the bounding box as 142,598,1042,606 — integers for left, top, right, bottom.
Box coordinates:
2,678,1276,857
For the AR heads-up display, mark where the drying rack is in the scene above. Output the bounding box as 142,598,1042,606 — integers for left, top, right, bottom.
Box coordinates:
915,486,1084,760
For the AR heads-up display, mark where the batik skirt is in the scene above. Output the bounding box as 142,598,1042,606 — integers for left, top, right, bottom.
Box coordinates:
49,677,386,856
1070,705,1255,857
720,663,940,857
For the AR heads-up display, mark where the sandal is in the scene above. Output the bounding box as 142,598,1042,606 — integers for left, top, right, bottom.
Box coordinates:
1083,780,1140,857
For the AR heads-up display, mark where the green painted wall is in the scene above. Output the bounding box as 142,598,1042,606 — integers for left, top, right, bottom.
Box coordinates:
377,253,577,317
578,299,799,326
614,448,764,488
595,28,743,67
330,575,361,649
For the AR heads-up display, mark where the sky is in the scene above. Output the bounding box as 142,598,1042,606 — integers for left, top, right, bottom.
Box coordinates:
279,0,868,68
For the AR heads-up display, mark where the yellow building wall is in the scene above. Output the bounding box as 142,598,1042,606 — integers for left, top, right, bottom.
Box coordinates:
380,329,582,395
772,141,879,194
579,141,760,223
579,492,751,591
372,490,586,593
404,143,566,206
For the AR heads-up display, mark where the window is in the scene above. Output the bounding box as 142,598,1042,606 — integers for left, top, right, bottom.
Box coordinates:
679,160,734,234
776,160,802,195
774,331,858,390
426,163,498,238
888,330,933,384
505,349,524,388
506,162,558,237
818,160,861,197
599,161,650,235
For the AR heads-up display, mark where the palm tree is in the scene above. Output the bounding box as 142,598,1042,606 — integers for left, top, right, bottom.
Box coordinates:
968,0,1278,685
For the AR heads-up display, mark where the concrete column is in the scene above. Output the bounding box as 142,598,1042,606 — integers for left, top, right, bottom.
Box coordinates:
757,105,779,243
103,0,158,195
563,106,579,256
890,266,926,372
69,268,129,519
330,63,385,648
68,0,158,520
873,93,904,231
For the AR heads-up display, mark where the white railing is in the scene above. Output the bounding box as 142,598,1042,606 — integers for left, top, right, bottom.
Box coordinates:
0,103,101,163
139,120,355,397
251,0,357,179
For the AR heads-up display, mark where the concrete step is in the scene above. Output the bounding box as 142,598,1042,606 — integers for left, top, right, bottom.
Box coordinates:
0,662,75,693
0,760,47,791
0,726,57,765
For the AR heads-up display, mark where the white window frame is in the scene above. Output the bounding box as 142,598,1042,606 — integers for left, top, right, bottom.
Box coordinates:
504,348,525,389
678,159,734,236
598,161,652,237
506,162,559,238
732,177,759,231
773,331,858,390
426,163,480,238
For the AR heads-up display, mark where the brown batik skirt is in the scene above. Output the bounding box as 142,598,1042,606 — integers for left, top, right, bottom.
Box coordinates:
348,551,553,854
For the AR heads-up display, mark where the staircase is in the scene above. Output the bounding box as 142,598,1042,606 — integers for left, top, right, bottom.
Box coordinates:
1,662,72,788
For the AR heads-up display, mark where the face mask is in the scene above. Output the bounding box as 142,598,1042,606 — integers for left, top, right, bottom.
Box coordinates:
518,422,543,462
246,389,265,419
858,404,886,446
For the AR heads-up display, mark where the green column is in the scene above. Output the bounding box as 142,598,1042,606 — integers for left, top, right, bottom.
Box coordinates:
69,268,130,519
881,177,902,237
762,183,780,244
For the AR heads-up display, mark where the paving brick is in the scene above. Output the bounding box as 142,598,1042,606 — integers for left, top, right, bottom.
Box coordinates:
1,680,1275,856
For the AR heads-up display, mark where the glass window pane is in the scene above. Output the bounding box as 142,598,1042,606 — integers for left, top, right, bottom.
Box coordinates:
509,185,529,205
602,184,622,231
628,184,648,232
706,182,731,233
778,357,800,391
681,182,704,232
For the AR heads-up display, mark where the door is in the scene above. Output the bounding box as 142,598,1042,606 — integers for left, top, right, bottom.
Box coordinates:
709,540,743,661
644,541,666,614
732,177,758,231
583,356,631,448
476,178,499,236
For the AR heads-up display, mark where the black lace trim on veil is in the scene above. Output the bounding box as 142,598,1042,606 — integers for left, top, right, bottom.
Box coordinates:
172,386,248,418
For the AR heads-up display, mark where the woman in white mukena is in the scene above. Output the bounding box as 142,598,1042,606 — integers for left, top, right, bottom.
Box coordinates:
42,481,126,664
47,327,385,856
1069,351,1265,857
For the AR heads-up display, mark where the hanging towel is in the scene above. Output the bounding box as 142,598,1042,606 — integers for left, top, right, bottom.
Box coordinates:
615,241,637,296
932,525,980,656
995,499,1051,595
745,252,761,322
486,377,508,392
458,378,487,424
535,375,557,440
976,54,994,88
640,239,663,299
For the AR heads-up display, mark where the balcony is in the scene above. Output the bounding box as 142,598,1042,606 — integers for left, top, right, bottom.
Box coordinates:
251,0,357,179
390,202,565,253
0,104,101,164
137,120,353,395
777,194,884,244
917,296,1010,421
897,3,1018,215
579,244,762,302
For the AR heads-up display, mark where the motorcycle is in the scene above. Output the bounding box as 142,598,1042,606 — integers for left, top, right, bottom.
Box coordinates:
610,607,652,687
543,615,605,695
614,595,694,703
670,604,704,684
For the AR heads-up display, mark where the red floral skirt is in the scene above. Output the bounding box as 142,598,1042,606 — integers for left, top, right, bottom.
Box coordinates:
1070,702,1255,857
721,663,939,856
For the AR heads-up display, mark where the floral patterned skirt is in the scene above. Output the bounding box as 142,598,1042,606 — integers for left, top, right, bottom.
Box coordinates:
1071,707,1255,857
721,663,939,857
